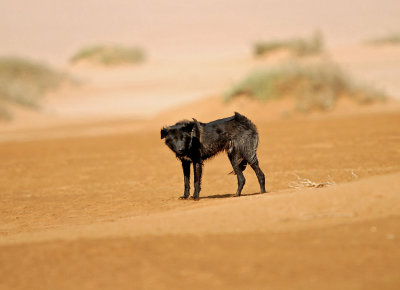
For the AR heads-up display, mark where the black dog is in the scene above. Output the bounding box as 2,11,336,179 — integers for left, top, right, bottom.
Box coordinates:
161,112,266,200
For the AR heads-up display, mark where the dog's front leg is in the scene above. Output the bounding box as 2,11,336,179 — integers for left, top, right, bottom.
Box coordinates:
181,160,191,199
193,162,203,200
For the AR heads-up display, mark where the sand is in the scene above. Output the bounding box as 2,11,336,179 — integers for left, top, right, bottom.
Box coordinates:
1,99,400,289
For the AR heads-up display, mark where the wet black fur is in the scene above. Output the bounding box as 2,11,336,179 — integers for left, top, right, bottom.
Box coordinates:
161,112,266,200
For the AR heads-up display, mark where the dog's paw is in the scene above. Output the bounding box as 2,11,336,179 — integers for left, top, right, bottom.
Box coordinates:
191,196,200,201
179,195,189,200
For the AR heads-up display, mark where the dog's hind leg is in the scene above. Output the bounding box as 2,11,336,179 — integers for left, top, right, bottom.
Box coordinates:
228,152,246,196
238,159,247,172
249,157,266,193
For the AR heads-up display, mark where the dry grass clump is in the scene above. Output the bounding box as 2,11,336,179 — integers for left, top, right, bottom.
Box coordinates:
288,174,335,189
254,32,324,58
0,57,66,120
70,45,146,66
224,62,386,112
365,33,400,46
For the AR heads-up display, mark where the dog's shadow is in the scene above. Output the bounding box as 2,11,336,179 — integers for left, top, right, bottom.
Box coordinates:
200,191,267,199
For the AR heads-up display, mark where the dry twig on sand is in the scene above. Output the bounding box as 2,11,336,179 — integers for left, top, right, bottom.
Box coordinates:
288,174,336,189
351,170,358,179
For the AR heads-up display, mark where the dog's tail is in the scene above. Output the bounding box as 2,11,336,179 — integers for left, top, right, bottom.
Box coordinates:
228,159,248,175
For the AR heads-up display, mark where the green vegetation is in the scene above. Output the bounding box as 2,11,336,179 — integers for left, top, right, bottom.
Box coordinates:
254,32,324,58
365,33,400,46
0,57,66,120
70,45,146,66
224,62,386,112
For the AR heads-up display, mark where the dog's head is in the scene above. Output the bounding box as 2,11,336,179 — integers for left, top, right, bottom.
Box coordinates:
161,120,200,157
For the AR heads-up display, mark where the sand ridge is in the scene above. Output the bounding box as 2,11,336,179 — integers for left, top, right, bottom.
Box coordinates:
1,172,400,246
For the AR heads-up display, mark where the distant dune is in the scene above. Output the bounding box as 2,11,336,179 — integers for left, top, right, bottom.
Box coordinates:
1,0,400,65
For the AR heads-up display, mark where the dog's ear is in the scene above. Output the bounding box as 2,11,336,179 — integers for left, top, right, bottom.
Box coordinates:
191,118,201,138
161,127,168,139
189,118,201,149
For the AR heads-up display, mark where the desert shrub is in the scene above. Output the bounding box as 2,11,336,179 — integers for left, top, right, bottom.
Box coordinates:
0,57,66,120
224,62,386,111
365,33,400,46
254,32,324,58
70,45,146,66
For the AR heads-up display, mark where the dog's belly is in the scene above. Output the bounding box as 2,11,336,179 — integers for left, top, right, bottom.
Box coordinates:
201,138,230,159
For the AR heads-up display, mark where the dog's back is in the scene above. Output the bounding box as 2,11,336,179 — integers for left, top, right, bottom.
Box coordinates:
197,112,259,163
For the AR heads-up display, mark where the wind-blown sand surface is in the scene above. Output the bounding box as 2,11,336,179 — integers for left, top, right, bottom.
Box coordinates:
1,98,400,289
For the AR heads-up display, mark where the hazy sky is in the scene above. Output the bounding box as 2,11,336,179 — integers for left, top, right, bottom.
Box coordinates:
1,0,399,64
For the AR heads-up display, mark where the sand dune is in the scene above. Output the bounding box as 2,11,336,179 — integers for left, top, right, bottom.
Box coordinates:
0,5,400,290
1,4,400,286
2,43,400,136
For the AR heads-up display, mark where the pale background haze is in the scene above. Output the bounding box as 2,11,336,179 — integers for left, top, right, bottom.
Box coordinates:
1,0,400,64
